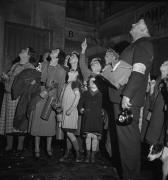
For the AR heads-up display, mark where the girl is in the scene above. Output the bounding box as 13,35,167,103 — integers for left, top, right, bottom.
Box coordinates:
60,69,81,162
78,76,103,163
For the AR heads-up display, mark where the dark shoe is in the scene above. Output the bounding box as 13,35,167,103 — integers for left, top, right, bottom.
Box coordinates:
59,153,69,162
84,156,90,163
75,152,82,162
4,149,13,155
59,150,70,162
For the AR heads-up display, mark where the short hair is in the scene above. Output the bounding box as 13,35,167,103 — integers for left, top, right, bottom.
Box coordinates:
58,49,66,66
90,57,101,66
87,75,96,87
28,46,39,67
89,57,105,70
106,48,119,59
71,51,80,59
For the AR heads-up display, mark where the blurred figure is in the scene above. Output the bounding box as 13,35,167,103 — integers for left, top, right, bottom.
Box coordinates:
145,61,168,146
141,74,156,141
145,62,168,180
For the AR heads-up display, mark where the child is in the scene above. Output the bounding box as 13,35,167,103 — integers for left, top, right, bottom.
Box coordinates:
60,70,81,162
78,76,103,163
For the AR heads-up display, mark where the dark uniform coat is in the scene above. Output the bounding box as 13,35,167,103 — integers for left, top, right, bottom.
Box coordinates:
115,37,154,179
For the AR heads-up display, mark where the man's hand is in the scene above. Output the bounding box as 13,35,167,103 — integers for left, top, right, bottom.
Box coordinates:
122,96,132,109
81,38,87,54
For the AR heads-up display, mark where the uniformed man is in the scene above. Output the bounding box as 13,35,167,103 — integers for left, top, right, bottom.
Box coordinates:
116,19,154,180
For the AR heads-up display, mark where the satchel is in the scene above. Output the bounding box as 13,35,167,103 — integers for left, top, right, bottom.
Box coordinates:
116,109,133,126
40,96,55,121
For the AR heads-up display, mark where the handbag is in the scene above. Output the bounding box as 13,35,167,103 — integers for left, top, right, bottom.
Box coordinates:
51,83,67,116
40,96,55,121
54,84,66,140
55,107,64,140
116,108,133,126
56,121,64,140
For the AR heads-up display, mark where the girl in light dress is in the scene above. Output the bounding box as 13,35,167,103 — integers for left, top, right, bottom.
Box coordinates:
59,51,82,162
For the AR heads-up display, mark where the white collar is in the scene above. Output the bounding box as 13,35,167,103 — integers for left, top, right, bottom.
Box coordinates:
112,61,121,71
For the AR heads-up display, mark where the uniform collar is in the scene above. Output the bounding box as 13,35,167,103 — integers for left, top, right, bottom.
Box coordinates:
112,61,121,71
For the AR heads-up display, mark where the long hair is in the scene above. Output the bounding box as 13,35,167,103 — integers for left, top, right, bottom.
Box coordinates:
88,57,105,71
28,46,39,67
46,48,66,66
58,49,66,66
65,51,83,83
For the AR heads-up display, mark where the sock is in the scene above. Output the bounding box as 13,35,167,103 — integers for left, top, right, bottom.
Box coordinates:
92,134,98,151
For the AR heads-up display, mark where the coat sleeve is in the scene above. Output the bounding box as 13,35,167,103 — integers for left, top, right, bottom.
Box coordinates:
123,41,153,100
11,71,24,100
41,61,49,83
57,68,66,100
79,53,92,81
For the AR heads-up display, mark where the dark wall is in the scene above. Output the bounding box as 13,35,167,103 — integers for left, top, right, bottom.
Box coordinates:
152,37,168,77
